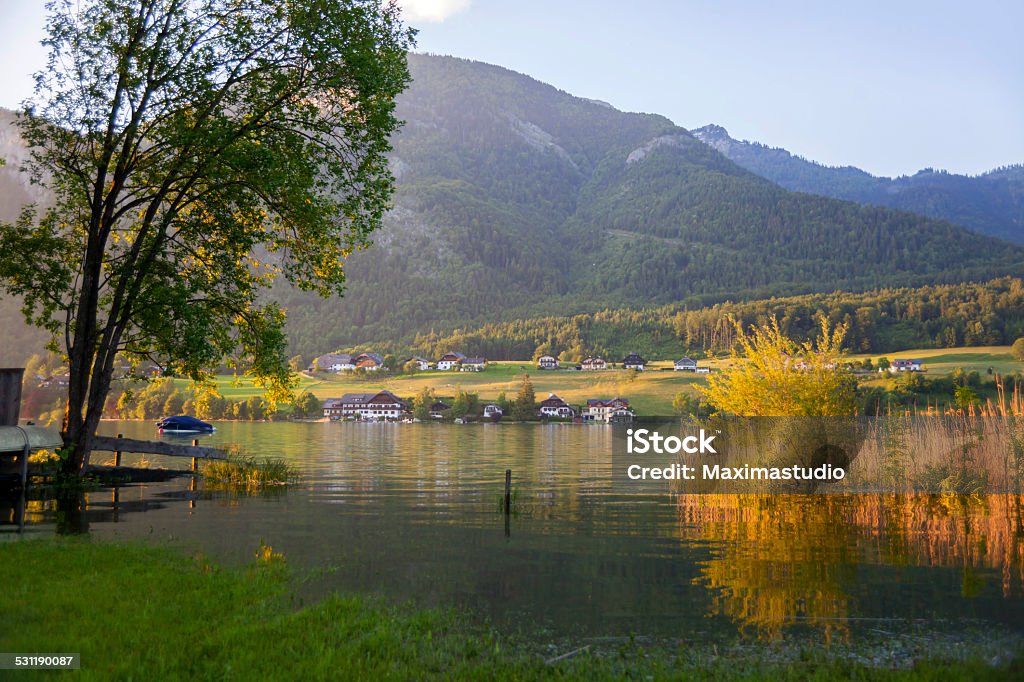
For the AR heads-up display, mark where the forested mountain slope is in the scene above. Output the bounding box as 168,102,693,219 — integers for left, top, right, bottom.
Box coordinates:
692,124,1024,244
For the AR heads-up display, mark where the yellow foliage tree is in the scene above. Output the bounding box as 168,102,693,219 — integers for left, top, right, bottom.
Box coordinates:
699,316,857,416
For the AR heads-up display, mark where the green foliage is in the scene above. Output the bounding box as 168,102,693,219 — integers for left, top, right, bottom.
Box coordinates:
955,385,979,409
672,391,703,417
412,386,434,421
699,316,858,416
291,391,321,420
0,0,413,470
365,278,1024,362
512,374,537,421
1013,337,1024,361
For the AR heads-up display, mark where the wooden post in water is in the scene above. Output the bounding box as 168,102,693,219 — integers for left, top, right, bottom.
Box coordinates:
504,468,511,515
114,433,123,467
190,439,199,510
0,368,24,426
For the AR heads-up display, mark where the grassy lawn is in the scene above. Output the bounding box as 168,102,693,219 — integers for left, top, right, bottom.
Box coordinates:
1,538,1017,681
850,346,1020,377
183,347,1022,416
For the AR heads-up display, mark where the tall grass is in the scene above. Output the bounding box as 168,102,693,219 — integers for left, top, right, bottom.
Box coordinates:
853,377,1024,493
201,456,299,493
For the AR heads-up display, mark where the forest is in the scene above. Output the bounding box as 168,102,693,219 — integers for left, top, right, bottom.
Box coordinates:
349,277,1024,362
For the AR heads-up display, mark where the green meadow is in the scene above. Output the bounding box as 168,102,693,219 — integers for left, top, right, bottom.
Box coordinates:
854,346,1019,376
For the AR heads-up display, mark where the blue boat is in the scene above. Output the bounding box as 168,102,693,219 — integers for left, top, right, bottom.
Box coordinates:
156,415,215,434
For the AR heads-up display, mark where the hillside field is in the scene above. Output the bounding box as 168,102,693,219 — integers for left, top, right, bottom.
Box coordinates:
185,347,1022,416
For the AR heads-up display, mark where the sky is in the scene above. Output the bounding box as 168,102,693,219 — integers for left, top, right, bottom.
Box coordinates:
1,0,1021,178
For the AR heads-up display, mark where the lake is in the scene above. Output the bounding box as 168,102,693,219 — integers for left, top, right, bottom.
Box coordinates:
4,420,1024,644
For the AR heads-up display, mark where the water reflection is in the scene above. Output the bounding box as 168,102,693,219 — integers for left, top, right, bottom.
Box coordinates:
2,421,1022,643
680,494,1024,640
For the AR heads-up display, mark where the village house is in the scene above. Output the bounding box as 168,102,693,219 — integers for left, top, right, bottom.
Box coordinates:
407,356,432,371
537,355,559,370
311,353,355,373
460,357,487,372
429,401,451,419
538,393,575,419
580,356,607,371
889,358,923,373
354,352,385,371
436,352,466,371
674,357,697,372
622,352,646,371
323,390,407,420
483,404,504,419
582,397,634,423
793,358,838,371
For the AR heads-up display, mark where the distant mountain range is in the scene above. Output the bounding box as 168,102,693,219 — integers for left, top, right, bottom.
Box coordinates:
691,124,1024,244
2,54,1023,364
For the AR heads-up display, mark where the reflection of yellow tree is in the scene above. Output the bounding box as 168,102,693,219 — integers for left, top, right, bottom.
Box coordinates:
680,494,1024,642
681,494,856,642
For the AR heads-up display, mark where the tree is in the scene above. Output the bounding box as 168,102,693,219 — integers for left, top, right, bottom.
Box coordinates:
292,390,320,419
672,391,701,417
698,316,857,416
450,389,470,419
512,374,536,421
412,387,434,422
0,0,413,474
288,355,305,373
954,385,978,409
1013,337,1024,362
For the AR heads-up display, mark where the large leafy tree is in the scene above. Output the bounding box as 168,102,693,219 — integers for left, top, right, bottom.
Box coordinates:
699,316,857,416
0,0,413,474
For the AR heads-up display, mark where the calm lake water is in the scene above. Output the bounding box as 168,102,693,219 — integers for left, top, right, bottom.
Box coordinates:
5,420,1024,644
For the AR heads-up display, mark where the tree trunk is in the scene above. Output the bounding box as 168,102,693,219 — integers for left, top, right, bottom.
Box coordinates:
61,245,104,476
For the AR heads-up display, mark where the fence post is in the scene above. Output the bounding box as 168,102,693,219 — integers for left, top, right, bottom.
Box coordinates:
114,433,123,467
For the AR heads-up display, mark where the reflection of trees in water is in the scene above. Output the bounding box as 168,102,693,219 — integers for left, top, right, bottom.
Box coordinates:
680,495,857,641
852,494,1024,598
678,494,1024,641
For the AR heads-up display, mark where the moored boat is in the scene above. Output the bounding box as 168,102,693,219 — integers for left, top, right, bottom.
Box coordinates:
156,415,215,434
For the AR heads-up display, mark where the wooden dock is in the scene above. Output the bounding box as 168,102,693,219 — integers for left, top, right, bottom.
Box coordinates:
90,435,227,462
1,430,229,489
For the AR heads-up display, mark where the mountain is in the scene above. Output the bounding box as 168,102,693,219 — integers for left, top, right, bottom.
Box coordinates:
3,54,1024,365
691,124,1024,244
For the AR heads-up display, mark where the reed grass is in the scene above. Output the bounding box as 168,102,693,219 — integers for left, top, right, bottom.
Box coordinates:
201,456,299,493
852,377,1024,493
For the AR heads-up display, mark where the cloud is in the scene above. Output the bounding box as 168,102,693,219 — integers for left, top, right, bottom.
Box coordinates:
398,0,472,23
